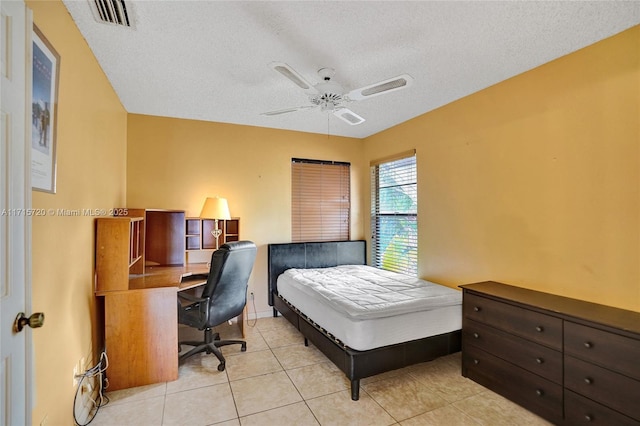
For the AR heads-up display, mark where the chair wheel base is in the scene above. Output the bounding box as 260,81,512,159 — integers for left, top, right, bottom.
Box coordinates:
217,363,226,372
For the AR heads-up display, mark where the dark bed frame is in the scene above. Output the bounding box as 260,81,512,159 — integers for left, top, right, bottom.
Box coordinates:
267,240,461,400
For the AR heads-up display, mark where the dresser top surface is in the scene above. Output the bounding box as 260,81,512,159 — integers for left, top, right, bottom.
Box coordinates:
460,281,640,336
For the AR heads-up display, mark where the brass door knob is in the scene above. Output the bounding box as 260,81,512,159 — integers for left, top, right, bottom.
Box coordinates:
13,312,45,333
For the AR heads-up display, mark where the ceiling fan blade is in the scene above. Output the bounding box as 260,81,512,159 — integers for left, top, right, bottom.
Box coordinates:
333,108,365,125
346,74,414,101
269,62,317,92
261,105,317,116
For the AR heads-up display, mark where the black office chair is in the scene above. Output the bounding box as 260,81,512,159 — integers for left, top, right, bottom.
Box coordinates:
177,240,257,371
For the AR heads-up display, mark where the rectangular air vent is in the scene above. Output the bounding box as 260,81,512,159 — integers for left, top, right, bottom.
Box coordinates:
89,0,134,28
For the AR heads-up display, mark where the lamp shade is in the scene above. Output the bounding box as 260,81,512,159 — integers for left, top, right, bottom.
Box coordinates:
200,197,231,220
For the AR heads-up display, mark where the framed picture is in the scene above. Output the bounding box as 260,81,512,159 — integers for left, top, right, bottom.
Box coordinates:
31,25,60,193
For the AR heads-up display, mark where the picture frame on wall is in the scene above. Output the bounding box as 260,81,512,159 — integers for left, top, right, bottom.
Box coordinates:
31,25,60,194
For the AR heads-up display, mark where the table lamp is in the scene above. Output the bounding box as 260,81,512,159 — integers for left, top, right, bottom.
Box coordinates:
200,196,231,249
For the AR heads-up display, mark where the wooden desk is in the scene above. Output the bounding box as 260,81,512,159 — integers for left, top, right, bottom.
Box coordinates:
100,264,248,391
100,264,209,391
95,215,246,391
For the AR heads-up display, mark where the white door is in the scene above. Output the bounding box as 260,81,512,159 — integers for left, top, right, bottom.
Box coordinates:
1,1,34,425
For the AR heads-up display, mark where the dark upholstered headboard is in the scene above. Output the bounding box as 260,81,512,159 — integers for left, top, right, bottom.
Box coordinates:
267,240,366,306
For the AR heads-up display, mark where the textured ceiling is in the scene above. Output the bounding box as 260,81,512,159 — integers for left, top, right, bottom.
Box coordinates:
63,1,640,139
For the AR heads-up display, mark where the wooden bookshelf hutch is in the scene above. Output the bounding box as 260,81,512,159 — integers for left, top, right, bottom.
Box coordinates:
185,217,240,252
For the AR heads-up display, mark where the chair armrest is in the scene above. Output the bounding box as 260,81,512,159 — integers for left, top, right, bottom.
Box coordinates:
178,291,207,304
178,291,211,325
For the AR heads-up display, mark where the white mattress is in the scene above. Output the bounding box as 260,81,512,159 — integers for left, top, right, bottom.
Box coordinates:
277,265,462,351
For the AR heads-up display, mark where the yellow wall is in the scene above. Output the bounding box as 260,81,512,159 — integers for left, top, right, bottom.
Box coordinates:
27,1,127,424
365,26,639,311
126,115,365,314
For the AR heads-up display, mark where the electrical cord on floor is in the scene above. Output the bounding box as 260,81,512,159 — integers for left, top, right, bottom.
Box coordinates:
73,352,109,426
247,295,258,327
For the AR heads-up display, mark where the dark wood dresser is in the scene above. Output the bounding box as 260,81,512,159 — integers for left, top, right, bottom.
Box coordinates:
459,281,640,425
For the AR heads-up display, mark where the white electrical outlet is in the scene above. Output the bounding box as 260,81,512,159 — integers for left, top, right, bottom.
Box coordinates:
73,364,79,387
73,358,84,387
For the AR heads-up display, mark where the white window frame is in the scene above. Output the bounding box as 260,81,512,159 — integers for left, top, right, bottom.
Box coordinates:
370,150,417,275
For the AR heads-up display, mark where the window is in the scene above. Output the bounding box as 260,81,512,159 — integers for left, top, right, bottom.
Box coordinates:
371,151,417,275
292,158,350,242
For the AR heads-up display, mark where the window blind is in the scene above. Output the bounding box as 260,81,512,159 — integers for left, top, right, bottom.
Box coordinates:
370,152,417,275
292,158,350,242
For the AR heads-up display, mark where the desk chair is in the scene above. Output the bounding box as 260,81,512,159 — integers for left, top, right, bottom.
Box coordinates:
177,241,257,371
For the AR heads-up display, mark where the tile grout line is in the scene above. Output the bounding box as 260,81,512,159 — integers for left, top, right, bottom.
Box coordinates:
102,318,546,425
256,320,327,425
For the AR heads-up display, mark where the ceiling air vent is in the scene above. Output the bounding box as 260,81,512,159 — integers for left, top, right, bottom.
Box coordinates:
89,0,134,28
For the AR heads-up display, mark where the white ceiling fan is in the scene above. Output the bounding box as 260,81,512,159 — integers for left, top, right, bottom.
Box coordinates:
262,62,414,126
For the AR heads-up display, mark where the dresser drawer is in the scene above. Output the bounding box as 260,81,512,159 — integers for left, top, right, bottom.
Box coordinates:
565,355,640,421
463,293,562,350
565,321,640,381
463,319,562,383
463,345,563,424
565,390,639,426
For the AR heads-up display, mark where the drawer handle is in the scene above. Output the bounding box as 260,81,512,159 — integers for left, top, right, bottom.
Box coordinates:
584,342,593,349
536,357,544,364
584,414,593,422
473,306,481,312
535,326,544,332
535,389,544,397
473,332,479,339
584,377,593,385
473,359,479,365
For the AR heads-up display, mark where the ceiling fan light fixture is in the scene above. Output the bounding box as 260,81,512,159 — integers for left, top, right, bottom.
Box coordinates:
320,102,335,112
311,92,343,107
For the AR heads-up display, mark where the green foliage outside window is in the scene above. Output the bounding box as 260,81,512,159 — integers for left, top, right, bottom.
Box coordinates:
372,155,417,275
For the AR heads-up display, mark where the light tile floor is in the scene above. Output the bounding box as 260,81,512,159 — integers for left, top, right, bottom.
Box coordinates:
91,316,553,426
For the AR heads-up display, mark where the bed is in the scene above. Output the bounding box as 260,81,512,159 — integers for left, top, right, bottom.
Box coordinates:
267,240,462,400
